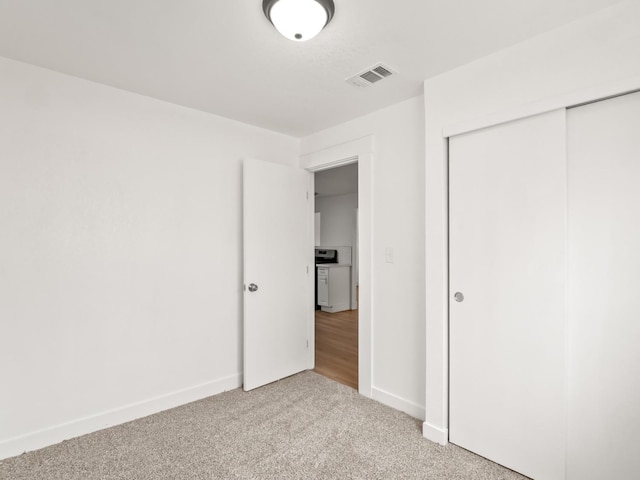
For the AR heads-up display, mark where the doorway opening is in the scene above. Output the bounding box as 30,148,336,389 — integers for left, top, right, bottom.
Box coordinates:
313,162,358,389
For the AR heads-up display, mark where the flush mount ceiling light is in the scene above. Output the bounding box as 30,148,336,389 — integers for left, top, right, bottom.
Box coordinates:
263,0,335,42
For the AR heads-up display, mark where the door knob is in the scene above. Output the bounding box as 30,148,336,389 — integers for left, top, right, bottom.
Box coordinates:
454,292,464,302
248,283,259,292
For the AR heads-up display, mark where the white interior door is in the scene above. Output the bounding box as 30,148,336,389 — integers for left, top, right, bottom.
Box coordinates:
243,158,312,391
566,91,640,480
449,110,566,480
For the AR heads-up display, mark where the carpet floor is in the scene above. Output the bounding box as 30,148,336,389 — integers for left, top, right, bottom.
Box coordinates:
0,371,528,479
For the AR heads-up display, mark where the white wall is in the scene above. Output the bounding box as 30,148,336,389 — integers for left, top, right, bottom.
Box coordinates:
315,192,358,284
315,193,357,248
315,192,357,270
302,96,426,419
0,57,299,458
423,0,640,444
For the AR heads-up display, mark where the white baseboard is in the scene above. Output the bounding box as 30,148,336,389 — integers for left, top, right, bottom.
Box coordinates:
422,421,448,445
371,386,425,421
321,301,351,313
0,373,242,461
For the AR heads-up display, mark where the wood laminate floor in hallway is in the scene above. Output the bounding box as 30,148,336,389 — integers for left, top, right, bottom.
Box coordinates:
314,307,358,389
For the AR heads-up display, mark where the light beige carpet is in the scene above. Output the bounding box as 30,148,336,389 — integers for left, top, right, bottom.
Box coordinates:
0,371,527,479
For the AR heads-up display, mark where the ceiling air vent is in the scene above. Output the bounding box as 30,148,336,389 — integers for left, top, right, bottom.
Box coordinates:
346,63,396,89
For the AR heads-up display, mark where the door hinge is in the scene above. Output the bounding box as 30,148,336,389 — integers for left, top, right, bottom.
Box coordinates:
306,265,309,274
306,191,309,200
306,340,309,349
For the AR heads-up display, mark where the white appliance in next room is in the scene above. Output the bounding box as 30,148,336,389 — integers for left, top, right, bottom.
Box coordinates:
315,247,352,313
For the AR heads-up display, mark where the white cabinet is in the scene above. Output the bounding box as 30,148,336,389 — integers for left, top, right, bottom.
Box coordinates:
317,265,351,313
317,267,329,306
314,212,321,246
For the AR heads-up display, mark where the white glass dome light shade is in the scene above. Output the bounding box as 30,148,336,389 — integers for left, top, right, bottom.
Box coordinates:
270,0,326,41
264,0,335,42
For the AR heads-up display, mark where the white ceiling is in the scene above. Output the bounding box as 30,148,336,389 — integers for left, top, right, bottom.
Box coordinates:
315,163,358,198
0,0,623,137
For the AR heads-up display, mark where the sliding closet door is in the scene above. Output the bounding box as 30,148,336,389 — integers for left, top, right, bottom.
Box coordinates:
449,110,566,480
567,91,640,479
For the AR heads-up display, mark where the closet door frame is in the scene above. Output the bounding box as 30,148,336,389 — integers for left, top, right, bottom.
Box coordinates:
442,75,640,443
443,77,640,139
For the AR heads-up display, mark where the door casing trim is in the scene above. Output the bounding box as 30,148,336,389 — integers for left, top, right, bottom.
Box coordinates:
300,135,374,398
